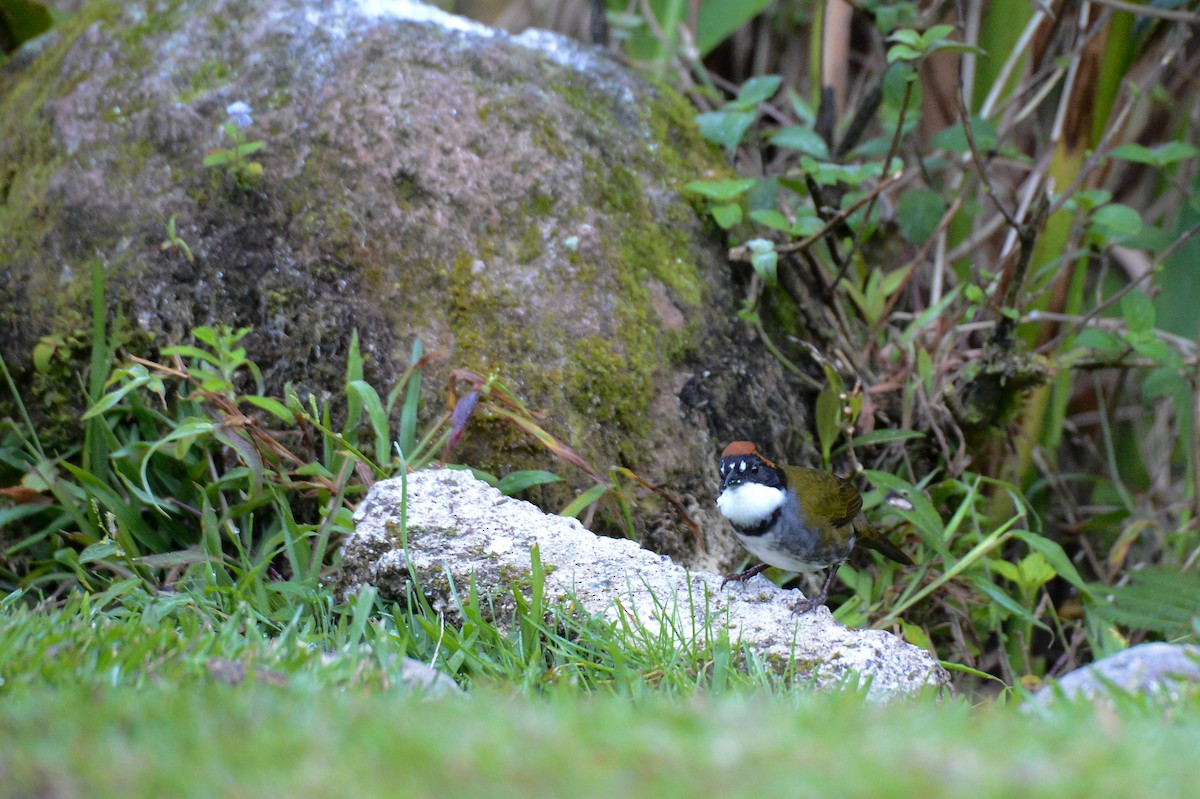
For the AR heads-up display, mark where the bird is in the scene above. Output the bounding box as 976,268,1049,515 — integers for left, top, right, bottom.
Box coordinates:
716,440,913,614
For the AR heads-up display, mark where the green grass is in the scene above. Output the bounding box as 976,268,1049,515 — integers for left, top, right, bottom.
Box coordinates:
3,588,1199,798
3,667,1198,799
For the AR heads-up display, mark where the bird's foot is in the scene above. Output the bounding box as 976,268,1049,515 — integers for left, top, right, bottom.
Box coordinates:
791,594,827,615
719,562,770,590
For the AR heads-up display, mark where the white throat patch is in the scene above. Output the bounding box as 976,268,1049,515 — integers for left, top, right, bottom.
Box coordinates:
717,483,785,527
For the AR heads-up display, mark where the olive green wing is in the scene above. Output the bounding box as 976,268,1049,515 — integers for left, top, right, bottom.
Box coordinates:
790,468,863,528
793,467,913,567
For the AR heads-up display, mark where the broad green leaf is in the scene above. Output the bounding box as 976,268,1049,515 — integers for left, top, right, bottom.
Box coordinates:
733,75,783,108
711,202,743,229
889,28,922,47
1142,366,1187,403
1109,141,1199,167
1073,327,1124,353
897,188,945,245
80,541,121,564
694,0,773,56
770,126,830,159
695,110,755,150
815,385,841,464
1119,289,1155,334
929,116,999,154
1088,203,1143,244
235,140,265,156
922,24,956,44
748,209,792,231
1011,530,1090,594
683,178,756,202
887,43,923,63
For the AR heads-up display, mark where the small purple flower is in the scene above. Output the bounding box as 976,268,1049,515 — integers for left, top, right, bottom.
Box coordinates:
226,100,253,128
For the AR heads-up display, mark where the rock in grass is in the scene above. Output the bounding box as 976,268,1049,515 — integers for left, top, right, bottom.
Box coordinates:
339,468,950,699
1033,643,1200,706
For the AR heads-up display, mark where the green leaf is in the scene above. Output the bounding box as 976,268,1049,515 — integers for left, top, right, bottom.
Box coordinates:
348,380,391,466
82,365,155,420
922,24,956,45
889,29,922,47
1127,332,1184,369
929,116,999,154
887,43,923,63
1017,552,1056,591
1119,289,1155,334
32,338,60,372
695,110,756,150
973,577,1043,626
896,188,945,245
497,470,563,496
846,429,925,448
1109,141,1199,167
80,542,122,564
560,484,609,518
1142,366,1187,403
711,202,743,229
235,140,265,156
770,126,830,159
1073,327,1124,353
1010,530,1090,595
748,209,790,231
694,0,773,56
1088,203,1144,245
732,75,783,108
397,339,424,457
202,151,231,167
684,178,757,202
240,395,296,425
815,385,841,464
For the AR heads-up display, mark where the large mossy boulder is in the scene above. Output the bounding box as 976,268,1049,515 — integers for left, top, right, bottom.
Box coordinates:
0,0,806,568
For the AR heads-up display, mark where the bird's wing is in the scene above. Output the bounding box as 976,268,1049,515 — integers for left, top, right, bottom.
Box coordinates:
794,468,863,528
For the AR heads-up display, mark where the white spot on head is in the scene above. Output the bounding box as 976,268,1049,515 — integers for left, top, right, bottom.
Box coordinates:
739,461,747,472
717,483,784,527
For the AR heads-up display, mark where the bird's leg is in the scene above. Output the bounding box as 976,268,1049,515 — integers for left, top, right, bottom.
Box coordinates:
792,566,841,614
720,562,770,590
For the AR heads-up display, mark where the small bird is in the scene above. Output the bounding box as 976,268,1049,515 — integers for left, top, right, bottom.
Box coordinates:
716,441,913,614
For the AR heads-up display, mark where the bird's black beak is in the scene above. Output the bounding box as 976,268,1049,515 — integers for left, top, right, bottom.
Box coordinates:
719,467,739,491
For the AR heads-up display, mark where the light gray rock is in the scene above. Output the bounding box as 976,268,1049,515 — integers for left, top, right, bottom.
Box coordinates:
340,468,950,699
1033,642,1200,705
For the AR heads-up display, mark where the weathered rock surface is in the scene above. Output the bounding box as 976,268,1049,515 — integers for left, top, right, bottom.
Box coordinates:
340,468,950,699
1033,643,1200,706
0,0,809,569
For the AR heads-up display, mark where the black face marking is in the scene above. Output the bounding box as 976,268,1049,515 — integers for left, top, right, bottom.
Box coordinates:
718,453,787,492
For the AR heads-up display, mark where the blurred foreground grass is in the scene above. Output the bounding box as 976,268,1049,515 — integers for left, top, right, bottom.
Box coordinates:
2,594,1198,799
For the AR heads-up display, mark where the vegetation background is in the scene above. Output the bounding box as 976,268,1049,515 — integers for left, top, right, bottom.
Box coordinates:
3,1,1200,795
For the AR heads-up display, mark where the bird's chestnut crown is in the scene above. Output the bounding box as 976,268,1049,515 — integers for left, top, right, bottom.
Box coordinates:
719,441,786,490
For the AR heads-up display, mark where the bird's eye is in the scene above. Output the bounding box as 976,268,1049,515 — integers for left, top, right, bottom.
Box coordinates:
750,463,758,473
